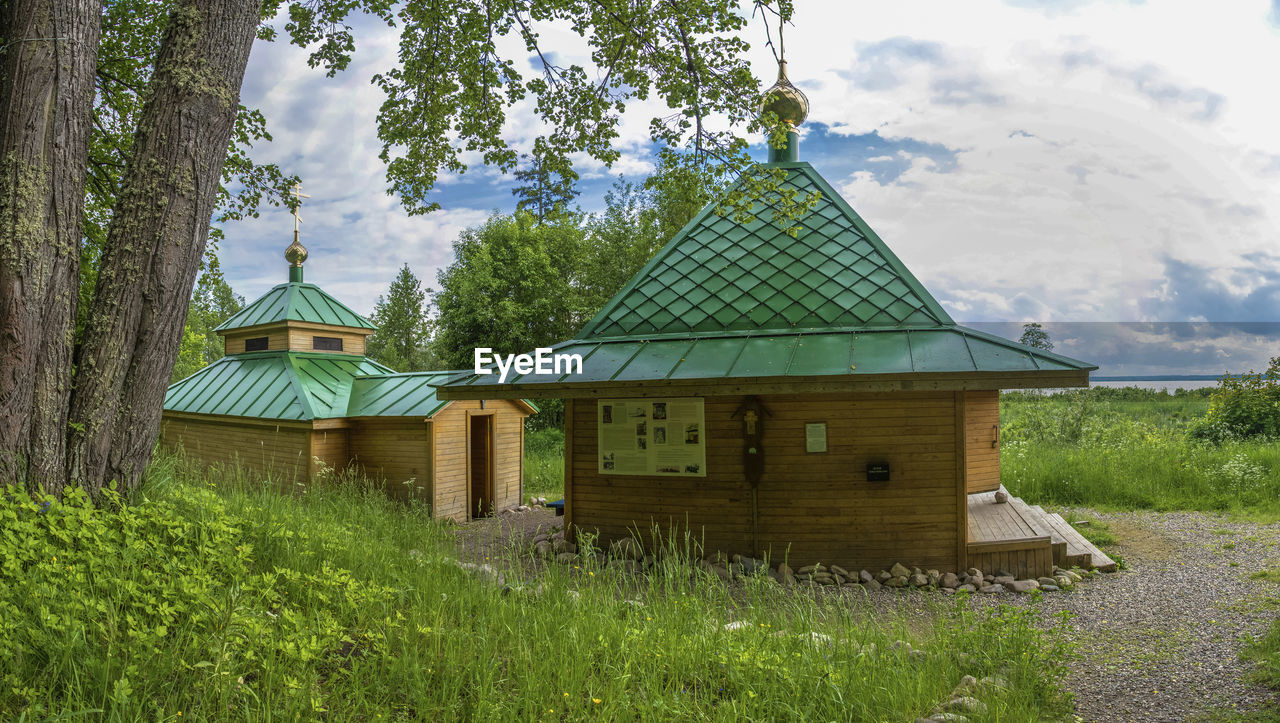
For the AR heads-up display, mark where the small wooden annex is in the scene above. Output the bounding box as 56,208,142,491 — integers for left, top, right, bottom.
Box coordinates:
161,240,535,521
437,67,1101,576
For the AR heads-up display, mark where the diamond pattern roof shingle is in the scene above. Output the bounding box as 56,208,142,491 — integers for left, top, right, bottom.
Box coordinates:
579,161,953,339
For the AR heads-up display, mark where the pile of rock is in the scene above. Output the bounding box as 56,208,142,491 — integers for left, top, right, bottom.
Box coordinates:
503,496,552,514
530,539,1090,595
915,673,1008,723
531,528,584,564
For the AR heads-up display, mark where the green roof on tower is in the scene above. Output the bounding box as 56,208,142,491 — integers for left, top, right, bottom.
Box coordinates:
214,281,376,332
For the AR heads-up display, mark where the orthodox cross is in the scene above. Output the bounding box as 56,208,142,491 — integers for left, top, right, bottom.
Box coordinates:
290,182,310,233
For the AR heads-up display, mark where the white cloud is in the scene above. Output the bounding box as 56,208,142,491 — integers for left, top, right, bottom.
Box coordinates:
221,0,1280,328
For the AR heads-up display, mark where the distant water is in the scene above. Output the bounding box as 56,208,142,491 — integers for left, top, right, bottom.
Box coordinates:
1028,377,1223,394
1090,379,1219,392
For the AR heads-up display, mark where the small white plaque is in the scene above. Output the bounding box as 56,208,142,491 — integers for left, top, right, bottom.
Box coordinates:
805,422,827,453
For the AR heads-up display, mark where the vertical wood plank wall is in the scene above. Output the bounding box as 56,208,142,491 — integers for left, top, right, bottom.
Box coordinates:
569,392,961,572
349,418,432,502
967,541,1053,579
964,390,1001,494
160,416,310,483
431,400,528,522
310,428,350,477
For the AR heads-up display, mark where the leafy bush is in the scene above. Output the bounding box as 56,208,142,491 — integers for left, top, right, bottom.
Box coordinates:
0,480,404,718
1190,358,1280,443
1,453,1076,720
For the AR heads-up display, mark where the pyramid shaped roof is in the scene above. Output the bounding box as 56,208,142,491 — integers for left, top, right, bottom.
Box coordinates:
215,281,376,332
438,156,1095,396
580,161,951,339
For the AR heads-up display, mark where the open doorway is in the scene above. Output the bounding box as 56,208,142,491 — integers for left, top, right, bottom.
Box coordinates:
469,414,494,519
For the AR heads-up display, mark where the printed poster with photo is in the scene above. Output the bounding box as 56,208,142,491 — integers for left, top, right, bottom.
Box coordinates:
598,398,705,476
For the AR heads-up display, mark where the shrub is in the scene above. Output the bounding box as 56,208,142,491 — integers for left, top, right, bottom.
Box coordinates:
1190,358,1280,443
2,454,1077,721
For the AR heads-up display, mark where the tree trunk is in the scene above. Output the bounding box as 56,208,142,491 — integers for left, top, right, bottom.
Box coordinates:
67,0,260,494
0,0,100,494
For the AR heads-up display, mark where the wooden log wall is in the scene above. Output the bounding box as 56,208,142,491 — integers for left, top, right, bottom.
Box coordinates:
568,391,962,572
431,400,527,522
160,414,310,484
349,418,432,502
964,390,1001,494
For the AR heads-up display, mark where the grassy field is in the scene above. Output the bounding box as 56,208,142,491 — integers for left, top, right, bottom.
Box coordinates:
1,454,1075,721
1000,388,1280,518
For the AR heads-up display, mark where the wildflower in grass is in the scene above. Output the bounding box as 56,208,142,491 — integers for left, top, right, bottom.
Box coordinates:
593,698,601,704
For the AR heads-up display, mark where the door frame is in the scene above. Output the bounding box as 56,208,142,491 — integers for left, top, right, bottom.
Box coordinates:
465,410,496,519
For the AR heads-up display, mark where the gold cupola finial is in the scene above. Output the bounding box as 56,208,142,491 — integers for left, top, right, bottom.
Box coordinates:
761,60,809,128
285,182,310,281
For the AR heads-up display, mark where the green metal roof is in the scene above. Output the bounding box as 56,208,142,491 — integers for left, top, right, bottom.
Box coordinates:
215,282,376,332
164,352,393,421
440,158,1096,391
441,326,1095,390
579,161,952,340
346,372,456,418
166,357,540,421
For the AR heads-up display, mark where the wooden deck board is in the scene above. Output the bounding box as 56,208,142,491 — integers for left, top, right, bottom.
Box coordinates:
967,490,1036,543
967,486,1117,572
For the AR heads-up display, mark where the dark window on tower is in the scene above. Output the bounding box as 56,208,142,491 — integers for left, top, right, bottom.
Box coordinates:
244,337,269,351
313,336,343,351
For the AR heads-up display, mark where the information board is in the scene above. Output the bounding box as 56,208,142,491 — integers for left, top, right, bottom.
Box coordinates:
598,398,706,476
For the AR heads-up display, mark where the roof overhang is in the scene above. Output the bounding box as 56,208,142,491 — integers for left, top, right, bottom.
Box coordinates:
436,368,1089,400
435,325,1096,401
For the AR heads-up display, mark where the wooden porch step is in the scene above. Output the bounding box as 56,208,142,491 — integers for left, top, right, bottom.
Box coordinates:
1008,497,1067,565
1044,511,1118,572
967,486,1118,573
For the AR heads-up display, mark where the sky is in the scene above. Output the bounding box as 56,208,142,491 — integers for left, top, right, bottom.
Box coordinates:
221,0,1280,376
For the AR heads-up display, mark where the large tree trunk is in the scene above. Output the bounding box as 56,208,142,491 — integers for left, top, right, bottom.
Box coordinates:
0,0,100,494
67,0,260,493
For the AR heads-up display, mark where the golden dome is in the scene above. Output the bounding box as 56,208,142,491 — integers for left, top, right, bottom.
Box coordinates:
285,234,308,268
761,60,809,127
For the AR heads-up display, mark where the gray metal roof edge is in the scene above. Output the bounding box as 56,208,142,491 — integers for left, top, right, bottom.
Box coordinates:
953,325,1098,371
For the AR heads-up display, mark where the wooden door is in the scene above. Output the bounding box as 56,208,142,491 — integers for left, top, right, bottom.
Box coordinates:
469,415,494,518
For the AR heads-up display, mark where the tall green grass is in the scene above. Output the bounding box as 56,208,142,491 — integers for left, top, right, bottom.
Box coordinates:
1001,389,1280,516
1,452,1074,720
524,426,564,500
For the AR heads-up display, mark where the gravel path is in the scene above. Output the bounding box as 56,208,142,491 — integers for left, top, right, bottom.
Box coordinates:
1025,510,1279,722
453,508,1280,722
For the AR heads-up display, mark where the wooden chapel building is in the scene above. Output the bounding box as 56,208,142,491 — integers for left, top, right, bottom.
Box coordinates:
437,64,1101,576
160,209,535,521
